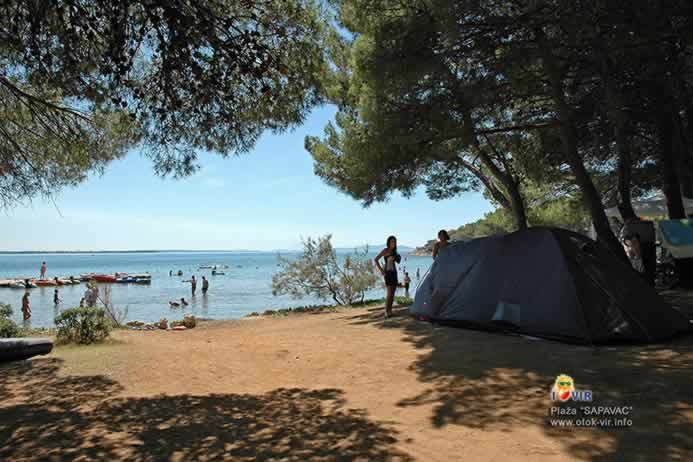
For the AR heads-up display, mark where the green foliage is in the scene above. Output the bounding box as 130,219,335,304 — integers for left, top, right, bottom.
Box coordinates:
394,296,413,306
0,318,19,338
55,307,112,345
0,303,12,319
0,303,19,338
272,235,379,305
1,1,327,206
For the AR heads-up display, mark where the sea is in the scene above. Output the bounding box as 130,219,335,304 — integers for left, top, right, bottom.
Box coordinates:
0,251,432,328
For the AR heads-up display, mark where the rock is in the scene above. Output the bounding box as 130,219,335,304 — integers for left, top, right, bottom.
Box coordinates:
157,318,168,330
263,310,277,316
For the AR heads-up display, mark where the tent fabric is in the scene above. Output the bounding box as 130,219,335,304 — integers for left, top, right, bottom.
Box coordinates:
411,227,692,344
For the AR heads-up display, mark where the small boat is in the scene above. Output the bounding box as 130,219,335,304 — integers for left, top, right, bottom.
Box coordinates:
80,273,96,281
211,271,225,275
169,301,181,307
92,274,117,283
133,278,151,284
9,281,27,289
34,279,57,287
116,277,137,283
130,273,151,279
199,265,214,269
0,279,14,287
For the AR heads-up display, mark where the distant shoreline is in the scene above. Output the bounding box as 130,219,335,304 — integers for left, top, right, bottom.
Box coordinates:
0,250,264,255
0,246,415,255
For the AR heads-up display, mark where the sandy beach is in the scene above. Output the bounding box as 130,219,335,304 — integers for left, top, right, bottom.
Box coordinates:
1,303,692,462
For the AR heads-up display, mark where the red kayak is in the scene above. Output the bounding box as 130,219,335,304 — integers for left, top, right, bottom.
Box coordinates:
92,274,117,283
33,279,57,286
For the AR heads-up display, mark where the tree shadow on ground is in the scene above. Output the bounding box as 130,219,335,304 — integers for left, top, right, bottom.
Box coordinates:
0,358,413,462
344,298,693,461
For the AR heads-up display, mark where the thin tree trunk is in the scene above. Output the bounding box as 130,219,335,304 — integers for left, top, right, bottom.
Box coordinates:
657,103,686,219
594,34,638,221
604,80,637,221
684,103,693,197
507,179,528,231
674,107,693,199
536,28,626,259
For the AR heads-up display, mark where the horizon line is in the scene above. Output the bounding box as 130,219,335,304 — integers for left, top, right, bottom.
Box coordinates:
0,245,417,255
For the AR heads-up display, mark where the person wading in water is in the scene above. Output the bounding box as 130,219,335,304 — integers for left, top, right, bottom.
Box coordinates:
375,235,401,318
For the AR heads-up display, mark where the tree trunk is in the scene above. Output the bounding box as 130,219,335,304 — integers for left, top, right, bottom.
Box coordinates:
463,114,529,231
536,29,627,260
674,107,693,199
593,33,637,221
507,179,528,231
657,104,686,219
683,103,693,197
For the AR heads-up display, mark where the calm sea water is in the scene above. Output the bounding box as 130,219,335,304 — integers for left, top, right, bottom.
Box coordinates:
0,251,432,328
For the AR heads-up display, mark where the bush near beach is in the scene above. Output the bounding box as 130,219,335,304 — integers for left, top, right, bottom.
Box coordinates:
55,307,112,345
0,303,19,338
272,235,379,305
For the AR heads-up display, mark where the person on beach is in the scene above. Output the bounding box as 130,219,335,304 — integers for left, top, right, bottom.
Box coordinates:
202,276,209,294
169,270,173,277
190,275,197,296
403,272,411,298
375,235,401,318
53,289,61,306
623,233,645,274
432,230,450,259
22,291,31,320
416,268,420,280
40,261,47,279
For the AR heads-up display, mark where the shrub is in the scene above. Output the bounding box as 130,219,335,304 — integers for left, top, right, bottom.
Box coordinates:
0,303,19,338
0,303,12,319
0,317,19,338
272,235,379,305
55,307,112,344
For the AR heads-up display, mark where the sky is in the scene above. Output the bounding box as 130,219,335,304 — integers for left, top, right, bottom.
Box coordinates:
1,105,493,251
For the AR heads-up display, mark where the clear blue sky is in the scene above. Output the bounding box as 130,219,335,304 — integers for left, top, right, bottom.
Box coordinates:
2,105,493,251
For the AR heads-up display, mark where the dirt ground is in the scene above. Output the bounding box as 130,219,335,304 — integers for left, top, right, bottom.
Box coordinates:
1,303,692,462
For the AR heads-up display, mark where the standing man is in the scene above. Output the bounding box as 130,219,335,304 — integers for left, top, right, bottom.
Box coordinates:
202,276,209,294
53,288,61,307
190,275,197,296
40,261,47,280
22,291,31,320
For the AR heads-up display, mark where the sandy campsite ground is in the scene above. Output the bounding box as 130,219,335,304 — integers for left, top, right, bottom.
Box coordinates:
1,303,692,462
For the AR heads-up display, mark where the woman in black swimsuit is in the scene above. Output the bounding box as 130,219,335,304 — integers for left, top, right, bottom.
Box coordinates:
375,235,401,318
